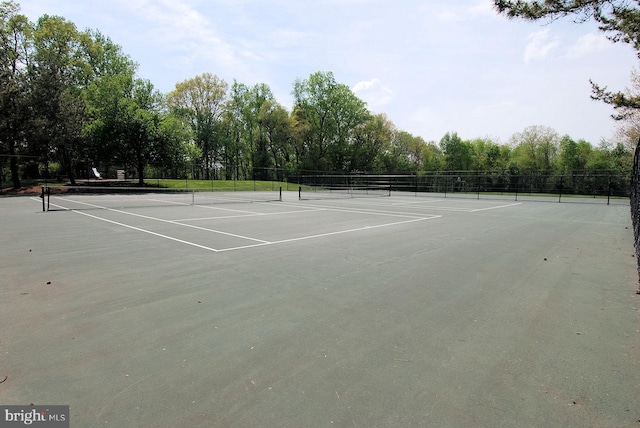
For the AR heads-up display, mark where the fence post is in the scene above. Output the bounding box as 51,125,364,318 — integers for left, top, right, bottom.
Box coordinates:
558,176,563,203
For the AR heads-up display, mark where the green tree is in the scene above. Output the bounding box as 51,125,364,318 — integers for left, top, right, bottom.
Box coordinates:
85,74,165,184
292,71,370,172
419,142,444,172
81,28,138,168
122,79,164,185
469,138,507,170
167,73,228,179
349,113,392,173
257,100,294,180
224,81,277,180
559,135,592,172
85,73,135,166
440,132,473,171
27,14,93,184
153,114,191,178
0,0,30,188
509,125,559,172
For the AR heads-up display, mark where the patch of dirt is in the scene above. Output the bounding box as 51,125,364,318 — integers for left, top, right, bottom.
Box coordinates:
1,185,44,195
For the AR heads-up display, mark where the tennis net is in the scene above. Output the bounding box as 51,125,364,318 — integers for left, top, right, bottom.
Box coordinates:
298,185,391,200
42,185,282,211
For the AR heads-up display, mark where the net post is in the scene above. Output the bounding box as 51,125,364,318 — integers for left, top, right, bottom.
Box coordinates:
41,187,45,212
558,176,563,203
298,186,302,200
279,186,282,201
191,190,195,205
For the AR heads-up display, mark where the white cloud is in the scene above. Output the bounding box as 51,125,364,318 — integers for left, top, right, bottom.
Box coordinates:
352,79,394,109
566,32,612,58
437,11,462,22
112,0,239,69
524,29,559,62
467,0,496,17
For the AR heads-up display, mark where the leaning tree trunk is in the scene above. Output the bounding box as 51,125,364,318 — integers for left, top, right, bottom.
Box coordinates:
630,137,640,293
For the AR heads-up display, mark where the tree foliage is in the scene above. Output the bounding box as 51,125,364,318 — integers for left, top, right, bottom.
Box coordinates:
292,71,370,172
0,0,30,187
0,2,633,191
166,72,228,179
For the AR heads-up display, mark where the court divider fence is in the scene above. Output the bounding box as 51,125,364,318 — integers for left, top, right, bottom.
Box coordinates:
291,171,629,205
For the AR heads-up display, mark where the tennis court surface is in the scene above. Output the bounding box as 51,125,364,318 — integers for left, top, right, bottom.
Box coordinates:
1,191,639,427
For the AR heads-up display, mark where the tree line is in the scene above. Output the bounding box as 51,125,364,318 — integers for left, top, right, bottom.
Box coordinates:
0,1,632,190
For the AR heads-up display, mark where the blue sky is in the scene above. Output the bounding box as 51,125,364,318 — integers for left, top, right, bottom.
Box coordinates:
22,0,639,145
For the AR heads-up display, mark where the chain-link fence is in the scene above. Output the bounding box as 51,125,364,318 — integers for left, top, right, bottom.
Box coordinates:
630,142,640,292
292,171,630,205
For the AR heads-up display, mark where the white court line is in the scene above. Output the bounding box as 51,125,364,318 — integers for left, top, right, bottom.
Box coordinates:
46,199,269,244
50,195,262,215
471,203,522,212
216,216,441,252
328,198,522,213
392,205,476,212
173,208,327,223
45,201,441,254
192,203,266,215
278,201,438,220
106,208,270,243
390,199,447,206
72,210,222,252
48,197,108,210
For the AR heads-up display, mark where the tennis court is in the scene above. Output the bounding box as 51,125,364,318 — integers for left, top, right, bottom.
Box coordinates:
1,190,639,427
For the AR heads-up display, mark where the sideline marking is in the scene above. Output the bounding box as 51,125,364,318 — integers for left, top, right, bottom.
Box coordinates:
107,208,271,243
45,200,440,253
51,202,269,244
46,200,269,244
72,210,222,252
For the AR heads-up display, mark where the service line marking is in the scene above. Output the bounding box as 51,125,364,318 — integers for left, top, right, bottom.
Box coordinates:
216,216,441,253
46,201,440,254
278,201,439,220
173,208,327,223
470,203,522,212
